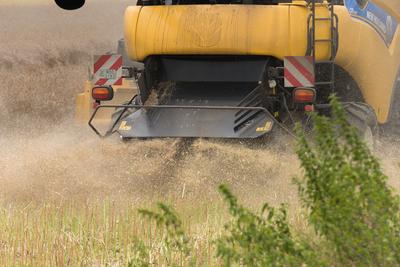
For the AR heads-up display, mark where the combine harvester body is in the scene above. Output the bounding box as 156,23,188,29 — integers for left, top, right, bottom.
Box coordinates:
66,0,399,139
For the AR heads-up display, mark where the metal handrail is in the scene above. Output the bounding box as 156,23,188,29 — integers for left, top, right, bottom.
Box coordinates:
88,103,272,138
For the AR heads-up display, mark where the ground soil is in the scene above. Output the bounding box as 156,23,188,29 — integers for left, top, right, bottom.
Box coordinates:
1,1,399,211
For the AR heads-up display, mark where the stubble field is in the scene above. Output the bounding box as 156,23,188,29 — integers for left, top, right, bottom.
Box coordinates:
0,1,400,265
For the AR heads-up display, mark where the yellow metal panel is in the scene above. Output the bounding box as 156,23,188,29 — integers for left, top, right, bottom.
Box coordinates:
123,3,399,123
75,80,138,123
124,6,141,62
75,81,93,123
335,6,400,123
124,4,331,61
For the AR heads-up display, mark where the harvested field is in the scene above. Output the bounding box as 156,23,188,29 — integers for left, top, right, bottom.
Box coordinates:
0,0,303,204
1,1,400,266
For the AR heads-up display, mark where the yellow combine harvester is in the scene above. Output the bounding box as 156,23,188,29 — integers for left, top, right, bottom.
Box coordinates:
56,0,399,139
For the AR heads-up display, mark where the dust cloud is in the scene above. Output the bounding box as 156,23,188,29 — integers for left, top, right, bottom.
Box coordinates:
0,1,399,210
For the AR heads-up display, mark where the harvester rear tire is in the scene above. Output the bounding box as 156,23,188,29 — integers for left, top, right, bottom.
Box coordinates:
343,102,378,149
381,76,400,138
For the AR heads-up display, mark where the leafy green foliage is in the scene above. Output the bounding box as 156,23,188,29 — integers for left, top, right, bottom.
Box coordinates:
215,184,323,267
139,203,190,255
127,240,150,267
137,97,400,266
296,96,400,266
138,203,194,266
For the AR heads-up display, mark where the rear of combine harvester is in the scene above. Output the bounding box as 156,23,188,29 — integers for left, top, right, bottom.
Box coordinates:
60,0,400,139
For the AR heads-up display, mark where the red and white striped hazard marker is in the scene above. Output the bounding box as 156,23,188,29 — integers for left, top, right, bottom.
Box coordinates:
93,54,123,86
284,56,315,88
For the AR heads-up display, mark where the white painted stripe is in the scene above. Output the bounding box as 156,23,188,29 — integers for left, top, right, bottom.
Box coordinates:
285,59,312,87
93,55,123,85
93,55,121,75
284,78,294,87
106,78,118,84
94,77,120,86
295,57,314,74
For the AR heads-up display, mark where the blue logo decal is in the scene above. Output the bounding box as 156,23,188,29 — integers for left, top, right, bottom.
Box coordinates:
345,0,398,46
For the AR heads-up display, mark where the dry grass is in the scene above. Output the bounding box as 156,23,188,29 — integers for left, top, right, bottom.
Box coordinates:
1,2,399,266
0,199,227,266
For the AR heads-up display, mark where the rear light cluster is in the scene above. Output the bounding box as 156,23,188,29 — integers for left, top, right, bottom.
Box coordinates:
92,86,114,101
293,88,316,103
